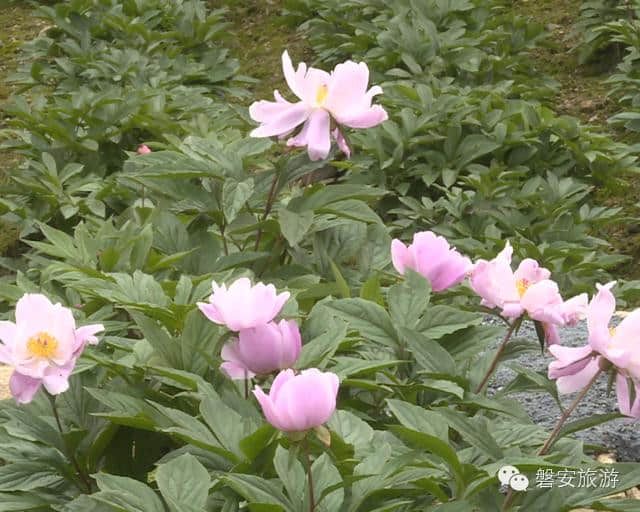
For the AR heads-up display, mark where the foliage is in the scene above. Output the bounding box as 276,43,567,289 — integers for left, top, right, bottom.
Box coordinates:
0,0,244,233
281,0,639,299
572,0,630,65
601,9,640,135
0,0,639,511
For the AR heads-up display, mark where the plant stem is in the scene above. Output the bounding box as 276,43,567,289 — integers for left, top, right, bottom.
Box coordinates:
244,371,249,399
537,368,602,456
47,393,93,493
500,368,602,511
303,437,316,512
475,317,522,394
254,170,279,251
221,220,229,256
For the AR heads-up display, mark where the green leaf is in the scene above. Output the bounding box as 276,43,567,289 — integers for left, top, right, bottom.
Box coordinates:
0,491,62,511
296,318,347,369
329,259,351,298
398,327,456,375
388,269,431,329
330,356,404,379
420,377,465,399
326,410,374,457
199,386,253,460
455,134,500,169
87,388,168,430
0,462,64,491
273,445,305,504
309,453,344,512
557,412,625,439
156,453,211,512
433,408,503,460
92,473,165,512
360,274,385,306
129,311,178,368
221,474,293,512
279,208,314,247
389,427,465,496
322,298,398,348
533,320,546,353
386,399,448,439
179,309,220,375
222,178,254,223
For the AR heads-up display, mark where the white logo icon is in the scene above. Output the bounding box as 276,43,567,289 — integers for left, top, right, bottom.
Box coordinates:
509,474,529,491
497,465,529,492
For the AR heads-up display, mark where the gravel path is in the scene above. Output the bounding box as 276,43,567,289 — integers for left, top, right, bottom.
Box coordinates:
487,316,640,462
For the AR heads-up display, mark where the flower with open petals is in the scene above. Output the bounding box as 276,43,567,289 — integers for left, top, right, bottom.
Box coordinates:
0,294,103,404
470,242,588,344
249,50,387,161
391,231,472,292
471,242,557,319
220,320,302,379
253,368,339,432
547,282,640,418
198,278,290,331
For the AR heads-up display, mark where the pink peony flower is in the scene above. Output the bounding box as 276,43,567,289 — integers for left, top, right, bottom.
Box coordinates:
470,241,556,319
470,242,589,345
137,144,151,154
0,294,103,404
253,368,339,432
547,282,640,417
249,50,387,161
197,278,290,332
220,320,302,379
391,231,472,292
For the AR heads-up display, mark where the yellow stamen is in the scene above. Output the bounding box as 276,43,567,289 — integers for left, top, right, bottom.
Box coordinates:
516,278,530,298
316,84,328,106
609,327,616,337
27,332,59,358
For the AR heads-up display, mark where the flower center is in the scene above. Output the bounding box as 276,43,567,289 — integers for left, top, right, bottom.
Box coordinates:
27,332,59,358
516,278,530,298
316,84,328,106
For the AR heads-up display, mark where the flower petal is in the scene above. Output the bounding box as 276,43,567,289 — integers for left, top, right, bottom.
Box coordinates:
332,128,351,158
9,372,41,404
253,385,283,430
282,50,307,101
391,239,412,275
304,109,331,161
337,105,388,129
556,358,601,394
249,101,311,138
324,61,370,114
587,281,616,352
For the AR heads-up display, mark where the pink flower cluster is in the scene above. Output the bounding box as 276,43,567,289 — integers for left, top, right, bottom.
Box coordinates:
391,233,586,344
391,232,639,418
548,282,640,417
469,241,587,344
0,294,103,403
249,51,387,161
198,277,339,432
